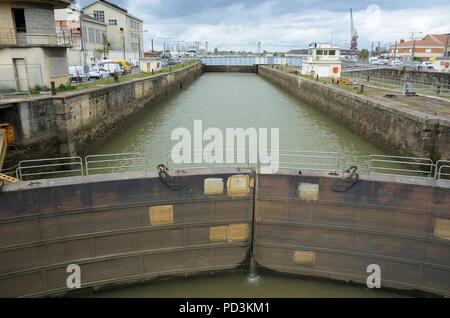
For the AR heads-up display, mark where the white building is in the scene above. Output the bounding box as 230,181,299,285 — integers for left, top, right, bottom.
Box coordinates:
55,3,107,66
83,0,143,64
301,43,341,79
139,58,162,73
0,0,72,92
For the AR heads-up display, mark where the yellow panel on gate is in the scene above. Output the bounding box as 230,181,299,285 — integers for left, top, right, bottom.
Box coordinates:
293,251,315,266
204,178,224,195
433,218,450,240
227,223,249,242
297,183,319,201
209,226,228,241
227,175,250,196
149,205,173,225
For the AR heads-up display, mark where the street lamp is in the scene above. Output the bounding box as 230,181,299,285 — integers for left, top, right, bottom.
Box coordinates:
137,29,147,60
158,37,172,56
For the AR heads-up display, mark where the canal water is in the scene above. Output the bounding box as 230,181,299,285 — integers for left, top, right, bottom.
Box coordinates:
97,72,383,170
90,72,404,298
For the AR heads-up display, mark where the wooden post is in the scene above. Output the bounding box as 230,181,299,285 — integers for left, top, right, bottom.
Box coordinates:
360,84,364,93
51,81,56,96
113,74,119,83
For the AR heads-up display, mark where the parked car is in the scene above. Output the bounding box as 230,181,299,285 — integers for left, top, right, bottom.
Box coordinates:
88,66,109,79
161,60,169,67
102,62,123,76
421,61,436,69
390,60,404,66
69,66,88,83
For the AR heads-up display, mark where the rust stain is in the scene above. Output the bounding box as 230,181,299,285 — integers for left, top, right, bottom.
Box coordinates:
204,178,224,195
297,183,319,201
149,205,173,225
434,218,450,240
227,175,250,196
209,225,228,241
227,223,249,242
293,250,315,266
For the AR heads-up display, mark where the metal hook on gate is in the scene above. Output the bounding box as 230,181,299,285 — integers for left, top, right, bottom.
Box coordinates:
333,166,359,192
158,164,181,191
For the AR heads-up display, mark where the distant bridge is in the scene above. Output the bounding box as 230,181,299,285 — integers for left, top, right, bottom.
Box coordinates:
199,55,302,66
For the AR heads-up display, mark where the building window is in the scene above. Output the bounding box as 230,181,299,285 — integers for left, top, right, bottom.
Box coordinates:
95,29,101,43
109,19,117,25
316,50,323,55
425,48,431,53
88,27,94,43
93,10,104,22
329,50,336,55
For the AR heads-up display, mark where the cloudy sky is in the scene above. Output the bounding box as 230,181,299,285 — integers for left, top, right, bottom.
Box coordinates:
76,0,450,52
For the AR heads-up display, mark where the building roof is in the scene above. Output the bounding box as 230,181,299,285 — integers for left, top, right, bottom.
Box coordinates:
83,0,143,22
390,40,442,48
428,34,450,45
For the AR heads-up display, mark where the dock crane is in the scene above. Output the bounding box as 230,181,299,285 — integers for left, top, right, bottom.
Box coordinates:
350,8,358,56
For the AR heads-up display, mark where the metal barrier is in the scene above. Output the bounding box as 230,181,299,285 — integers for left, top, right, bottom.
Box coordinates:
278,150,343,171
6,152,450,181
346,72,450,97
85,153,151,176
0,28,73,47
435,160,450,180
368,155,435,178
0,63,44,96
16,156,83,181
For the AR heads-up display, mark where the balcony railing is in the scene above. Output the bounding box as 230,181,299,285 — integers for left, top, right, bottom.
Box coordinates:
0,28,73,47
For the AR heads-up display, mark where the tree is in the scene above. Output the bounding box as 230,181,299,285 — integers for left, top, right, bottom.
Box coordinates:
360,49,369,58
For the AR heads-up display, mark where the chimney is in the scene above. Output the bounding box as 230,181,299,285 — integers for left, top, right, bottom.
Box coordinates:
400,39,404,44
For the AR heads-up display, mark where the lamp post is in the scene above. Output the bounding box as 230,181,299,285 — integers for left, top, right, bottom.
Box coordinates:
138,30,148,61
158,37,172,56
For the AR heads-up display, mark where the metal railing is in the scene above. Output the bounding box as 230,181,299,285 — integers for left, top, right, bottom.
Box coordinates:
346,72,450,97
0,63,44,96
0,28,73,47
16,156,83,181
367,155,435,178
435,160,450,180
8,151,450,182
278,150,343,171
85,153,151,176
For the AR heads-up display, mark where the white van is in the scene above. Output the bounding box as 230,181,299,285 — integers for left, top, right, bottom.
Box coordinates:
102,62,123,76
69,66,88,83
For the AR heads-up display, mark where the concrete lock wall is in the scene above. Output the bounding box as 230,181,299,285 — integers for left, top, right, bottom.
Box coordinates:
0,62,202,159
258,65,450,161
0,169,449,297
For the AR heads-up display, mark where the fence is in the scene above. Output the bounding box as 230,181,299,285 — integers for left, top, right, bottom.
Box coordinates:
0,63,44,96
6,151,450,182
346,72,450,97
